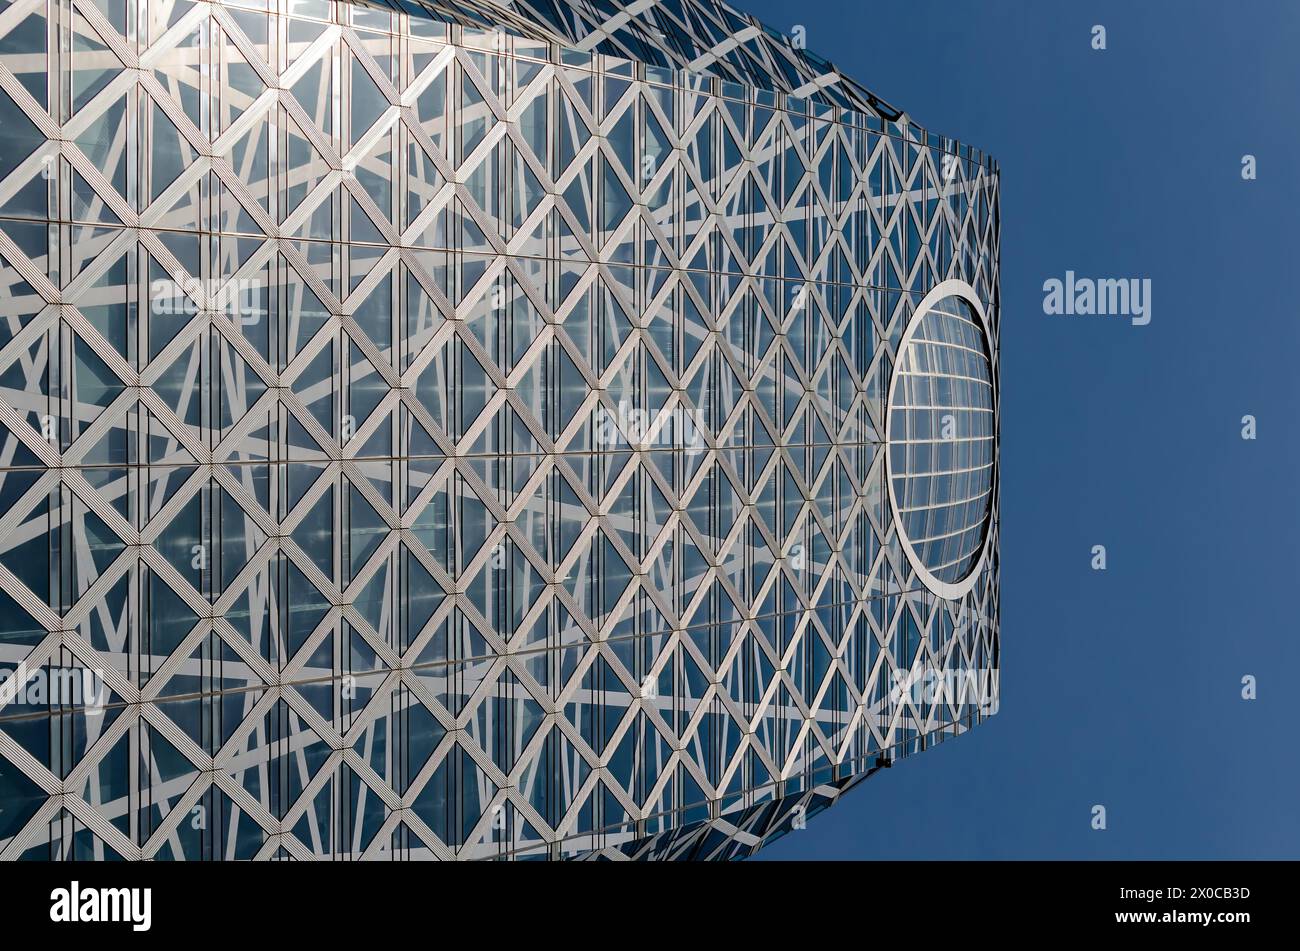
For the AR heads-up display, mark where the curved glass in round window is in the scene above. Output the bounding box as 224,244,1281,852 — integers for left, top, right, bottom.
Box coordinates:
886,281,996,598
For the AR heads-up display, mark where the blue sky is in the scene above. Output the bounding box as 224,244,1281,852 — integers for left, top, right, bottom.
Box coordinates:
747,0,1300,859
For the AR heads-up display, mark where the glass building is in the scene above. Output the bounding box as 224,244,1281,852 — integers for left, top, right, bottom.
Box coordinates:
0,0,999,860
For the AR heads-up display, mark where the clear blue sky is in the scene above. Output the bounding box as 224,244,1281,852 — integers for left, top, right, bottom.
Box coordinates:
748,0,1300,859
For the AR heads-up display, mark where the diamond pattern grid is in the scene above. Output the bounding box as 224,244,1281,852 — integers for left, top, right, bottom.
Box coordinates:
0,0,998,861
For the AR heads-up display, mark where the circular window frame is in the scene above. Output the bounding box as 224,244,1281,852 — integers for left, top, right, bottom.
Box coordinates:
884,279,997,600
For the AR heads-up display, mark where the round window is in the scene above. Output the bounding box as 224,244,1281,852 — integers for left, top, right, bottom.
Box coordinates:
885,281,996,599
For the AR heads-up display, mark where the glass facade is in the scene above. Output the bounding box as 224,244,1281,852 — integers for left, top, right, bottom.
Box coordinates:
887,284,995,594
0,0,999,860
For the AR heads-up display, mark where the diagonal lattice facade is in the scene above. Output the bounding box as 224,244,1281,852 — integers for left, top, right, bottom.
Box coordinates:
0,0,999,860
